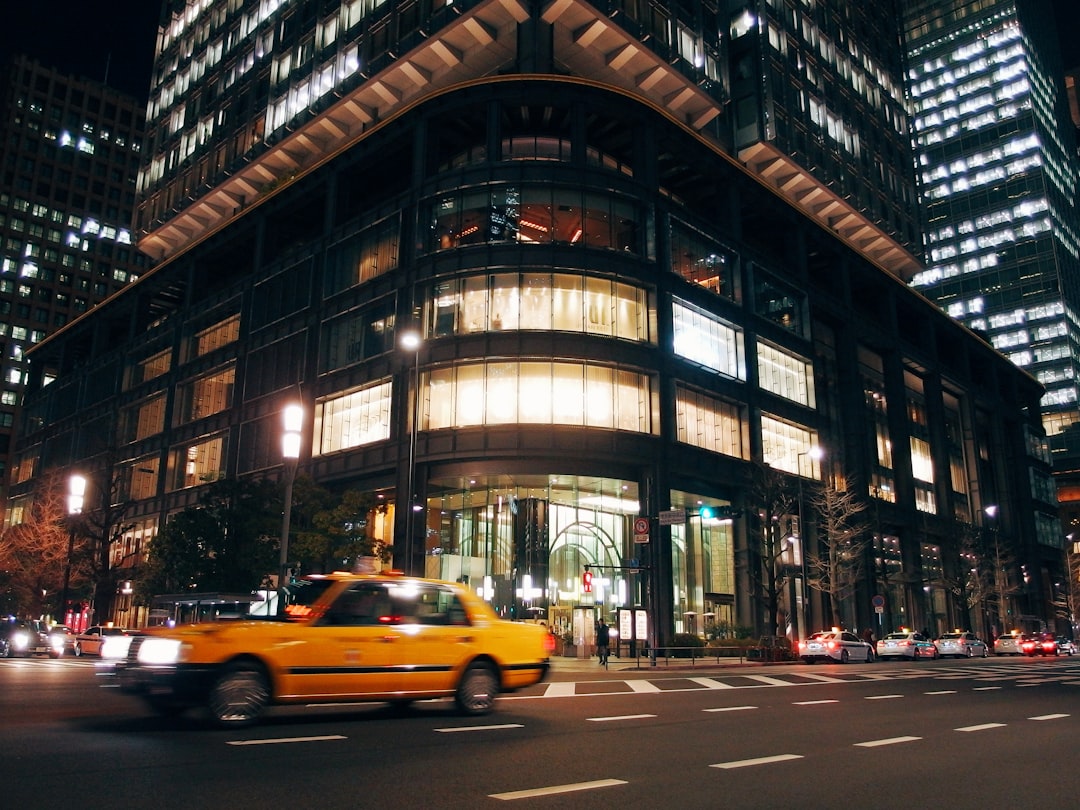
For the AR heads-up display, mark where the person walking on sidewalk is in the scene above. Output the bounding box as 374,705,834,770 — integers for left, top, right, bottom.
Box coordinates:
596,619,611,667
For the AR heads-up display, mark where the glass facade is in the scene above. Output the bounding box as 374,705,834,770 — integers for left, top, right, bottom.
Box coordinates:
904,0,1080,443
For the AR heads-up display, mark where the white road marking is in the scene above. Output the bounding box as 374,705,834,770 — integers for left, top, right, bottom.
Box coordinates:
490,779,627,800
925,690,957,694
854,736,921,747
972,686,1002,691
864,694,903,700
226,735,345,746
744,674,792,686
955,723,1006,732
586,714,656,722
627,680,661,693
799,673,844,683
711,754,803,769
690,676,736,689
1029,714,1069,720
544,682,577,697
793,699,839,705
434,724,524,733
704,706,757,713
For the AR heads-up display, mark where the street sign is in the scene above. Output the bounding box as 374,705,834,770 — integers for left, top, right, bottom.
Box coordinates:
872,594,885,608
659,508,686,526
633,517,650,534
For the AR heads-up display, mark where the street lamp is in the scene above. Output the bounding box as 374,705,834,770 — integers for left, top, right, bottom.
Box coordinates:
399,329,422,575
793,446,823,640
278,402,303,616
59,474,86,624
984,504,1000,638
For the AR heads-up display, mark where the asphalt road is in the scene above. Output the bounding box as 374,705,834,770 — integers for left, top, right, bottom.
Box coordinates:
2,654,1079,809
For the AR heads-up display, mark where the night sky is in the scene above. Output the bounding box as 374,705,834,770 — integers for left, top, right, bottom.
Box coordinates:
0,2,1078,102
0,1,160,100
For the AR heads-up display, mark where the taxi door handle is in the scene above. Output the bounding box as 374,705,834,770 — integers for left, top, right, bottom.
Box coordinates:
456,636,475,644
381,635,397,643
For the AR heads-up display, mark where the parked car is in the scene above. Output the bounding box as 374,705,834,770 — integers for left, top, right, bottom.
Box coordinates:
47,625,77,657
934,631,988,658
0,619,50,657
876,630,938,660
1021,632,1060,657
101,571,553,727
993,633,1029,655
798,630,874,664
1055,637,1077,655
75,625,132,657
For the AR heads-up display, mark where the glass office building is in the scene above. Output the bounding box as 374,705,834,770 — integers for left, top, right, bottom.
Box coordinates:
903,0,1080,467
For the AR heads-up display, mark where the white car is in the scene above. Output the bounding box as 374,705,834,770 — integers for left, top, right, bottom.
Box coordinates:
798,630,874,664
934,631,988,658
876,630,938,660
75,626,132,657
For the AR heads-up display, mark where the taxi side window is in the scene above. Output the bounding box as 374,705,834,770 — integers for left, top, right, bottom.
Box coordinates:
409,586,470,626
321,584,391,626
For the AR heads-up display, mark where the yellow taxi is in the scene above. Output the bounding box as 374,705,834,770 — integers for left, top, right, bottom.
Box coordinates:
101,572,553,726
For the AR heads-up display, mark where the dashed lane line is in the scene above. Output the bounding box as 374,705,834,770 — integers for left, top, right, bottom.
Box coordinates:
854,736,921,747
710,754,803,769
490,779,627,801
955,723,1007,732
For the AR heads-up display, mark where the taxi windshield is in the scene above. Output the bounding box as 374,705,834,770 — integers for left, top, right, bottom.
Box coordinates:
282,578,336,619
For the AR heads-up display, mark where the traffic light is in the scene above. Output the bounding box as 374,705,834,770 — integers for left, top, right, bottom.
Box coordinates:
582,566,593,593
699,505,714,520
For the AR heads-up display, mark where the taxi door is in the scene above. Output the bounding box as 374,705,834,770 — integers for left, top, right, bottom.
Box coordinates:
274,582,401,700
387,583,479,698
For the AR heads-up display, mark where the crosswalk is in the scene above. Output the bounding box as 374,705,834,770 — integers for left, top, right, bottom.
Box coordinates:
524,659,1080,699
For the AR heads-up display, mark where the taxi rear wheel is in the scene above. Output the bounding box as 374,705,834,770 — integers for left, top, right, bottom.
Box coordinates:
208,663,270,727
455,662,499,715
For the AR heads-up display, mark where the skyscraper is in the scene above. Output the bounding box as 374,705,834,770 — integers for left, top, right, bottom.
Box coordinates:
10,0,1057,641
902,0,1080,466
0,55,146,510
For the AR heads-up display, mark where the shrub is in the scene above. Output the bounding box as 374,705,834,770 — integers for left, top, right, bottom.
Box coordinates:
670,633,705,657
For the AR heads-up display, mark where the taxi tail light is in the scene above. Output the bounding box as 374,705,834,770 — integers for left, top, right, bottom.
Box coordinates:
543,633,556,654
826,641,837,650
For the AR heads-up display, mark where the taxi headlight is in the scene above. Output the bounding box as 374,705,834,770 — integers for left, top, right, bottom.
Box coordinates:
137,637,185,665
100,634,135,660
12,630,30,650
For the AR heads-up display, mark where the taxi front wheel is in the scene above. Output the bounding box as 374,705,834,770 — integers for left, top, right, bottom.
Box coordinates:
209,663,269,727
455,662,498,715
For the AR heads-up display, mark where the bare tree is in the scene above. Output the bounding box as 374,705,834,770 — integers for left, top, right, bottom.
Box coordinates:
745,463,796,638
0,470,89,618
73,463,135,627
806,481,870,628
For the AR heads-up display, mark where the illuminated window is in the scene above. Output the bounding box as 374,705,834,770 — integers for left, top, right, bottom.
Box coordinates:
313,379,392,455
176,366,235,423
757,342,814,407
425,360,655,434
672,299,744,379
674,384,747,459
167,434,226,490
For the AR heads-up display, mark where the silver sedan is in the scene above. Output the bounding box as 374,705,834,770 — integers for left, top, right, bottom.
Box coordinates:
934,631,988,658
798,630,875,664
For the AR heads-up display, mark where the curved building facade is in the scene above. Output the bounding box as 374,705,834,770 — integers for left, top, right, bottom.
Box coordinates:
12,3,1056,645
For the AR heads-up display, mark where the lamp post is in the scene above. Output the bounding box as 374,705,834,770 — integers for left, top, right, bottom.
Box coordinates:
399,330,422,575
278,403,303,616
984,504,1000,638
794,446,823,639
60,474,86,624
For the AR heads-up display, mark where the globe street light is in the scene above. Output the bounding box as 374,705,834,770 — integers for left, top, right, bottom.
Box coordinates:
60,474,86,624
278,403,303,615
399,329,422,575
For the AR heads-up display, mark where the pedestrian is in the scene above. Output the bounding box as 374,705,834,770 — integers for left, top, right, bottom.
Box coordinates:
862,627,874,646
596,619,611,666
